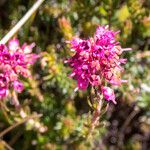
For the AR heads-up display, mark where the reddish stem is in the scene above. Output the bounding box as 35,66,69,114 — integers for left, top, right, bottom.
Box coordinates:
89,95,103,135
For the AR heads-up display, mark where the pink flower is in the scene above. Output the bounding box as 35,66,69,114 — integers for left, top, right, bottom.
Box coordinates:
13,80,24,93
8,38,19,52
67,25,131,104
0,88,8,99
0,74,8,88
101,86,116,104
0,44,8,52
0,74,8,98
0,38,39,99
22,42,35,54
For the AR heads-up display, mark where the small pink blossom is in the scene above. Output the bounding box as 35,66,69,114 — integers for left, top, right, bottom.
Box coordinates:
101,86,116,104
67,25,131,104
13,80,24,93
8,38,19,52
0,88,8,99
0,38,39,99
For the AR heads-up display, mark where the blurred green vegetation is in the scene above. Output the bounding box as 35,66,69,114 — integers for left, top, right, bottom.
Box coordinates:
0,0,150,149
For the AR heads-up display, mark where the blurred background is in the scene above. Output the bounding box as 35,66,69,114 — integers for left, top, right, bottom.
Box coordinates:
0,0,150,149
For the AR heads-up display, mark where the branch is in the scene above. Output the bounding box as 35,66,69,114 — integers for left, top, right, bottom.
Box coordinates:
0,114,42,138
88,95,103,136
118,106,140,147
0,0,45,44
1,140,14,150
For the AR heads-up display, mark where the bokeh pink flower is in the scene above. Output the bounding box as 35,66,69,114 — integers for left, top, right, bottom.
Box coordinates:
0,38,39,99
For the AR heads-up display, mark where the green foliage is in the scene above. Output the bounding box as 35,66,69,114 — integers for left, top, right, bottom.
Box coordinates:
0,0,149,149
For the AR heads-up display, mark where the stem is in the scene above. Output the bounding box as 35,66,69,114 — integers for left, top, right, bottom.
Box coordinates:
108,1,112,29
1,140,14,150
0,0,45,44
89,95,103,135
0,114,42,138
118,106,140,147
136,51,150,59
12,90,20,108
0,101,12,124
9,130,23,146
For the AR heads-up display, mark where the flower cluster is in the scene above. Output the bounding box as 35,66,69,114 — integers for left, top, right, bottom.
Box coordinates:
67,25,131,104
0,38,39,99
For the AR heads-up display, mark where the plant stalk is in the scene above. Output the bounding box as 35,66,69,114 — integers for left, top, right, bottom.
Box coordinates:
89,96,103,136
0,0,45,44
0,114,42,138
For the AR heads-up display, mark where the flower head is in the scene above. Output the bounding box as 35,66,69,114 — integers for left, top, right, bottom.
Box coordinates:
0,38,39,99
8,38,20,52
101,86,116,104
67,25,131,104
